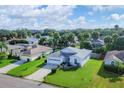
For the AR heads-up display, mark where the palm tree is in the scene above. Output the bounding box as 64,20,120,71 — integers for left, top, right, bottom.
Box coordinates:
0,42,8,52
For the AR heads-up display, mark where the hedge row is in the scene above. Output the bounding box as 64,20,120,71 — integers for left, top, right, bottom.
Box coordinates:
9,40,29,45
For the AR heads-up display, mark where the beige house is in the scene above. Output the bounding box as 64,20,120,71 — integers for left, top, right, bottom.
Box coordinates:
8,44,52,61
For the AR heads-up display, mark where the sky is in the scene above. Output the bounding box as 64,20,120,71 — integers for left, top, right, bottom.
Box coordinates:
0,5,124,30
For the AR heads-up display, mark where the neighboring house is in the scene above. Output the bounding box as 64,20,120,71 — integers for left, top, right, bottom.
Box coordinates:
47,47,92,67
27,37,39,45
91,39,104,48
104,50,124,65
8,44,52,61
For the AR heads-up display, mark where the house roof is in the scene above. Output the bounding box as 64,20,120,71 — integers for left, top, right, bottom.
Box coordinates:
49,47,92,59
104,51,119,61
60,47,81,54
48,51,61,58
27,37,38,43
115,51,124,61
91,39,104,46
104,50,124,62
22,45,52,56
8,44,25,50
70,49,92,59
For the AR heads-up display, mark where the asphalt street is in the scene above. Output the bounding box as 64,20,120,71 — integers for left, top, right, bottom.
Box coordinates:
0,74,57,88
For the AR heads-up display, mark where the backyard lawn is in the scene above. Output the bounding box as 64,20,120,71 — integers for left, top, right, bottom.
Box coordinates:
7,58,46,77
0,58,16,68
44,59,124,88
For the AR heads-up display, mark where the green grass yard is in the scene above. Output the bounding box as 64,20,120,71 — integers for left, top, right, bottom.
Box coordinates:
0,58,16,68
7,58,46,77
44,59,124,88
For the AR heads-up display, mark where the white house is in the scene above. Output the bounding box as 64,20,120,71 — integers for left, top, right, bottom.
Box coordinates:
47,47,92,67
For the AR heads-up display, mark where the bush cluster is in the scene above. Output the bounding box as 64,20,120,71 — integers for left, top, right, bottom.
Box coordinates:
0,52,8,60
104,63,124,75
9,40,29,45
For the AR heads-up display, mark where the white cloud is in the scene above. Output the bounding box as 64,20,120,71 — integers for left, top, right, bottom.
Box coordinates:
109,13,124,21
67,16,86,29
91,5,124,12
0,5,77,30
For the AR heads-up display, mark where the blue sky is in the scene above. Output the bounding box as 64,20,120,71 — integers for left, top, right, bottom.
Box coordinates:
0,5,124,30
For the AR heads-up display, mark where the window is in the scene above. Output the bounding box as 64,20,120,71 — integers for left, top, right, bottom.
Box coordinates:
74,59,77,64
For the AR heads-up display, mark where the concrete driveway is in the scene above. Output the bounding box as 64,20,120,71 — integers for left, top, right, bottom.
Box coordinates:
25,68,51,82
0,74,56,88
0,60,26,74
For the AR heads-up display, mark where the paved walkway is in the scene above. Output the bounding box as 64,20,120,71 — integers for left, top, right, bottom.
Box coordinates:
0,74,57,88
25,68,51,82
0,60,26,74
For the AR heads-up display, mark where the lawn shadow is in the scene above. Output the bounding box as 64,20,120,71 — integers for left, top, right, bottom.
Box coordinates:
97,62,122,83
62,67,79,71
109,77,122,83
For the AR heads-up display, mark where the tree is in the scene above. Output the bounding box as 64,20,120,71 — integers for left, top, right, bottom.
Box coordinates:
53,32,60,49
0,42,8,52
39,37,47,45
104,35,112,44
16,29,28,39
83,32,90,40
114,25,119,30
35,34,41,39
112,33,119,49
114,36,124,50
68,32,75,45
0,52,8,60
11,31,17,38
112,33,119,42
61,34,69,48
91,31,99,40
104,35,112,51
77,32,84,41
47,38,54,47
80,41,92,49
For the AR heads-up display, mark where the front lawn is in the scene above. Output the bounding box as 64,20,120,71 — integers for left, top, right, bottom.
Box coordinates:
44,59,124,88
7,58,46,77
0,58,16,68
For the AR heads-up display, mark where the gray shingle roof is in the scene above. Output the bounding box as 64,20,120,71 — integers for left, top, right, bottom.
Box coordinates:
104,50,124,62
49,47,92,59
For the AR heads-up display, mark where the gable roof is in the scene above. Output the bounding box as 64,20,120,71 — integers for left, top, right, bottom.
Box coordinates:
22,45,52,56
70,49,92,59
49,47,92,59
104,50,124,62
60,47,81,54
91,39,104,46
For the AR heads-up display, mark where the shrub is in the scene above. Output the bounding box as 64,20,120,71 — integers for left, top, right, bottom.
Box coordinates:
104,65,118,73
104,59,124,75
9,40,29,45
51,69,57,74
0,52,8,60
93,46,106,54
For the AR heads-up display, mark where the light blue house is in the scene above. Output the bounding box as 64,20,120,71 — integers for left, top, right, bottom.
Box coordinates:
47,47,92,67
